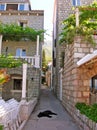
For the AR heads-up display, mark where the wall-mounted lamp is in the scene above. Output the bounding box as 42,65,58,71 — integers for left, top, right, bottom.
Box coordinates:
31,77,34,81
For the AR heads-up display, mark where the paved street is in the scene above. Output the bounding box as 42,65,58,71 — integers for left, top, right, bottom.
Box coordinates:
23,86,81,130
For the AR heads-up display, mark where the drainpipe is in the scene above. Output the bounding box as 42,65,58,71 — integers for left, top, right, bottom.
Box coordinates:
0,35,3,99
22,63,27,101
0,35,3,55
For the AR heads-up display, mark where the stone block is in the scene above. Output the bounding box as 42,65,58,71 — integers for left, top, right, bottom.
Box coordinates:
95,123,97,130
83,92,89,97
19,98,37,121
80,44,88,48
76,109,80,117
92,122,96,130
83,80,89,86
74,52,85,58
84,124,90,130
89,119,93,129
77,48,83,53
73,80,78,86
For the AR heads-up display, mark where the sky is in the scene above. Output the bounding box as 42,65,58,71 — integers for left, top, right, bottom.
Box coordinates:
30,0,54,42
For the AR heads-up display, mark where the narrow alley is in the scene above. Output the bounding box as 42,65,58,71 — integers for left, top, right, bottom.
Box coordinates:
22,85,81,130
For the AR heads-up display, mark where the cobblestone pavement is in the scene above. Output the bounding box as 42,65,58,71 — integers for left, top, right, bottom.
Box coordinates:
23,86,81,130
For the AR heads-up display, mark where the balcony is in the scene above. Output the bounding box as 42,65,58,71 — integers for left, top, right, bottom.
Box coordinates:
14,55,40,68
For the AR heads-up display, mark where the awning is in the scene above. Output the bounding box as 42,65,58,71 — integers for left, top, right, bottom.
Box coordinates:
77,50,97,67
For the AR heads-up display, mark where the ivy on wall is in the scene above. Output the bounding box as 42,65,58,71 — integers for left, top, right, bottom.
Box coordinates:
60,1,97,46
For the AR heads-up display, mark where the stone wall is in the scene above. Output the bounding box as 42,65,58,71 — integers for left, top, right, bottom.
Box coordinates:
0,11,44,30
73,109,97,130
2,66,41,101
2,41,36,56
62,36,97,115
53,0,94,99
27,67,41,100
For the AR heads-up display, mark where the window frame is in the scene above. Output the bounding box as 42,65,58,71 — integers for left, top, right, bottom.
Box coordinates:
13,78,22,90
0,4,5,10
18,4,24,11
19,20,28,28
6,4,18,10
72,0,80,6
90,75,97,93
16,48,26,57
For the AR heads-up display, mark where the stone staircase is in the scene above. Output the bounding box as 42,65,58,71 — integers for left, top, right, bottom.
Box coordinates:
0,98,37,130
0,98,21,130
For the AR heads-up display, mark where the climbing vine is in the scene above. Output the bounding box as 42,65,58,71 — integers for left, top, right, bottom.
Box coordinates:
0,23,44,41
60,1,97,45
0,55,23,68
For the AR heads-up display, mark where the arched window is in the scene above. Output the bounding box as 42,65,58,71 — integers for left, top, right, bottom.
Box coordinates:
72,0,80,6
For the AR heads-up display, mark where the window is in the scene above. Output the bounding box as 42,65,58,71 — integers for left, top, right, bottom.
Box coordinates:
16,48,26,57
19,21,27,28
19,4,24,11
22,49,26,56
13,79,22,90
6,4,18,10
90,75,97,93
0,4,5,10
20,22,24,28
72,0,80,6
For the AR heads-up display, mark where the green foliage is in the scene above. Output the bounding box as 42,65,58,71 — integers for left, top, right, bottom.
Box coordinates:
0,55,23,68
0,125,3,130
75,102,97,122
42,49,47,71
60,1,97,45
0,23,44,41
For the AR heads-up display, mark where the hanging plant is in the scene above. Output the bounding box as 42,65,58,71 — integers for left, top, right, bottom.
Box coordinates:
60,1,97,46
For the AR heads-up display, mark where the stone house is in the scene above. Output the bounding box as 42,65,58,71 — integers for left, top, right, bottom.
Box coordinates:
52,0,96,116
0,0,44,101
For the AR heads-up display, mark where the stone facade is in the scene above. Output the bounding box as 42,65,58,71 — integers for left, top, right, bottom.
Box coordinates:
53,0,94,100
0,1,44,101
2,66,41,101
2,41,36,56
1,38,42,102
0,11,44,30
53,0,97,126
62,36,97,113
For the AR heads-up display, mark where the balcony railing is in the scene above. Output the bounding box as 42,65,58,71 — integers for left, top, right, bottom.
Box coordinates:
14,55,40,68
